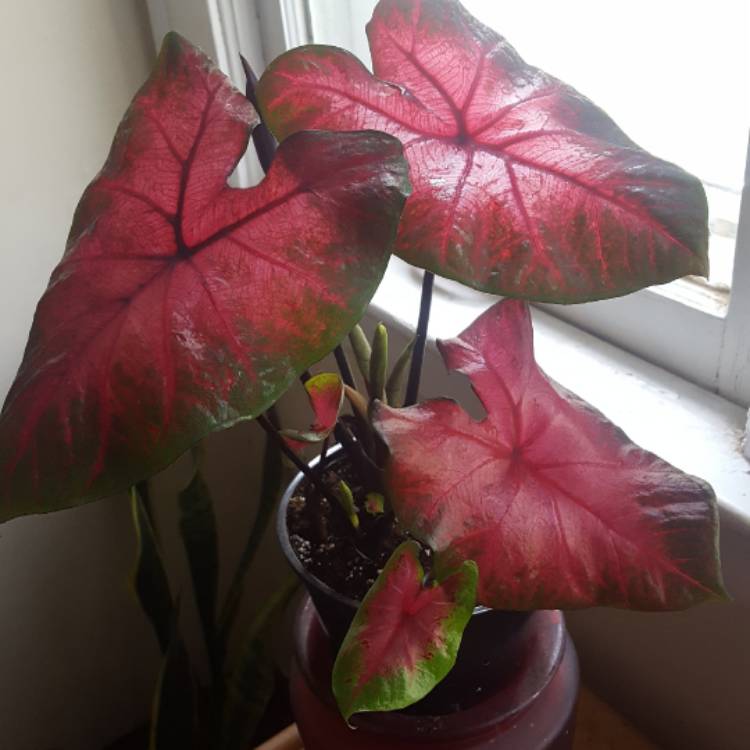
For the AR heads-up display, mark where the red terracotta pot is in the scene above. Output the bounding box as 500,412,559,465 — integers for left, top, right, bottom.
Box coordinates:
289,597,579,749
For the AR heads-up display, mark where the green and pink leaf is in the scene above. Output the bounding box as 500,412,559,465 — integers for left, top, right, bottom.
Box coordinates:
258,0,708,302
281,372,344,447
374,300,725,611
332,540,477,719
0,34,409,520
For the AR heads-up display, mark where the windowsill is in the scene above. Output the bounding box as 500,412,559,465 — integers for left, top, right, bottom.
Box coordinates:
369,259,750,532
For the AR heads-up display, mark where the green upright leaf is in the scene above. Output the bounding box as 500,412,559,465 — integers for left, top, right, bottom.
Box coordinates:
334,480,360,529
369,323,388,402
220,577,299,750
385,337,416,408
178,469,219,663
217,425,283,656
130,486,173,654
348,325,372,388
149,607,195,750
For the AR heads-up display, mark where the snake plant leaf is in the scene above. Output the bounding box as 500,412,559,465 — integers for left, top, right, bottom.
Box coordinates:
333,541,476,719
178,469,218,660
0,33,409,521
130,487,173,654
257,0,708,302
221,576,299,750
280,373,344,445
149,607,195,750
374,300,726,610
218,420,284,655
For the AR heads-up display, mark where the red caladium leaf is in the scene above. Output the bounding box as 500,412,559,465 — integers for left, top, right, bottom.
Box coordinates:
257,0,708,302
373,300,725,610
0,33,409,521
332,541,477,719
281,372,344,446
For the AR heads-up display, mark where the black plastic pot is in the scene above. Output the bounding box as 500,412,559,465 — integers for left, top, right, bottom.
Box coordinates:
276,448,562,716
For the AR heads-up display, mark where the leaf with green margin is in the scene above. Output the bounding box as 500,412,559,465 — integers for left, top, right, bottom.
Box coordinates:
333,540,477,719
280,373,344,446
0,32,410,522
130,486,173,654
257,0,708,302
178,469,219,666
374,299,726,610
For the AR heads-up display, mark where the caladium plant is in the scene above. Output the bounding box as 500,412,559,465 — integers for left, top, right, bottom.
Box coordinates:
0,0,726,738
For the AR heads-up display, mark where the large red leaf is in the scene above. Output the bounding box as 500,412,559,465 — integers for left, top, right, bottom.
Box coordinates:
257,0,708,302
373,300,725,610
0,33,409,521
332,541,477,719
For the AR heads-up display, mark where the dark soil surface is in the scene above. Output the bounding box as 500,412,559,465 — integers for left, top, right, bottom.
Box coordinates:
287,457,409,601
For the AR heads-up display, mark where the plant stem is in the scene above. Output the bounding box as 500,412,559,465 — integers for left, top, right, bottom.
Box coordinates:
334,345,356,389
240,54,277,174
404,271,435,406
256,413,338,506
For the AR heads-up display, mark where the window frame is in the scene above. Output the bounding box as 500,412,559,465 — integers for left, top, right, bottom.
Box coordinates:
145,0,750,409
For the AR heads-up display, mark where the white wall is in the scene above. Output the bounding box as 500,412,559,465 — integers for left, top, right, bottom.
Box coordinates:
0,3,159,749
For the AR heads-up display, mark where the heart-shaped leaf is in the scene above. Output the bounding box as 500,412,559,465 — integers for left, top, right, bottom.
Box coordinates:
281,372,344,445
0,33,409,521
374,300,725,610
257,0,708,302
333,541,477,719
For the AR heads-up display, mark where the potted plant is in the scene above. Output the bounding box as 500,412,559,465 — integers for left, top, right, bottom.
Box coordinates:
0,0,725,748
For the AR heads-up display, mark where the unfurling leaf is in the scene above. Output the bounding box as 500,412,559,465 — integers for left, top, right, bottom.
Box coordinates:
281,373,344,444
333,541,477,719
374,300,725,611
334,480,360,529
344,385,370,425
385,337,415,408
0,33,409,522
348,324,372,386
258,0,708,302
365,492,385,516
369,323,389,402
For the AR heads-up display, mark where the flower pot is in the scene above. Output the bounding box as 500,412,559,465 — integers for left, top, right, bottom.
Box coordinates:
290,596,579,749
277,452,580,746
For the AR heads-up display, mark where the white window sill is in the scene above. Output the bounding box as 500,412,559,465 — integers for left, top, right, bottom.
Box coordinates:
368,259,750,533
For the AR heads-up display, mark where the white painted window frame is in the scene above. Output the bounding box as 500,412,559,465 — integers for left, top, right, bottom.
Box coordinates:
145,0,750,414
